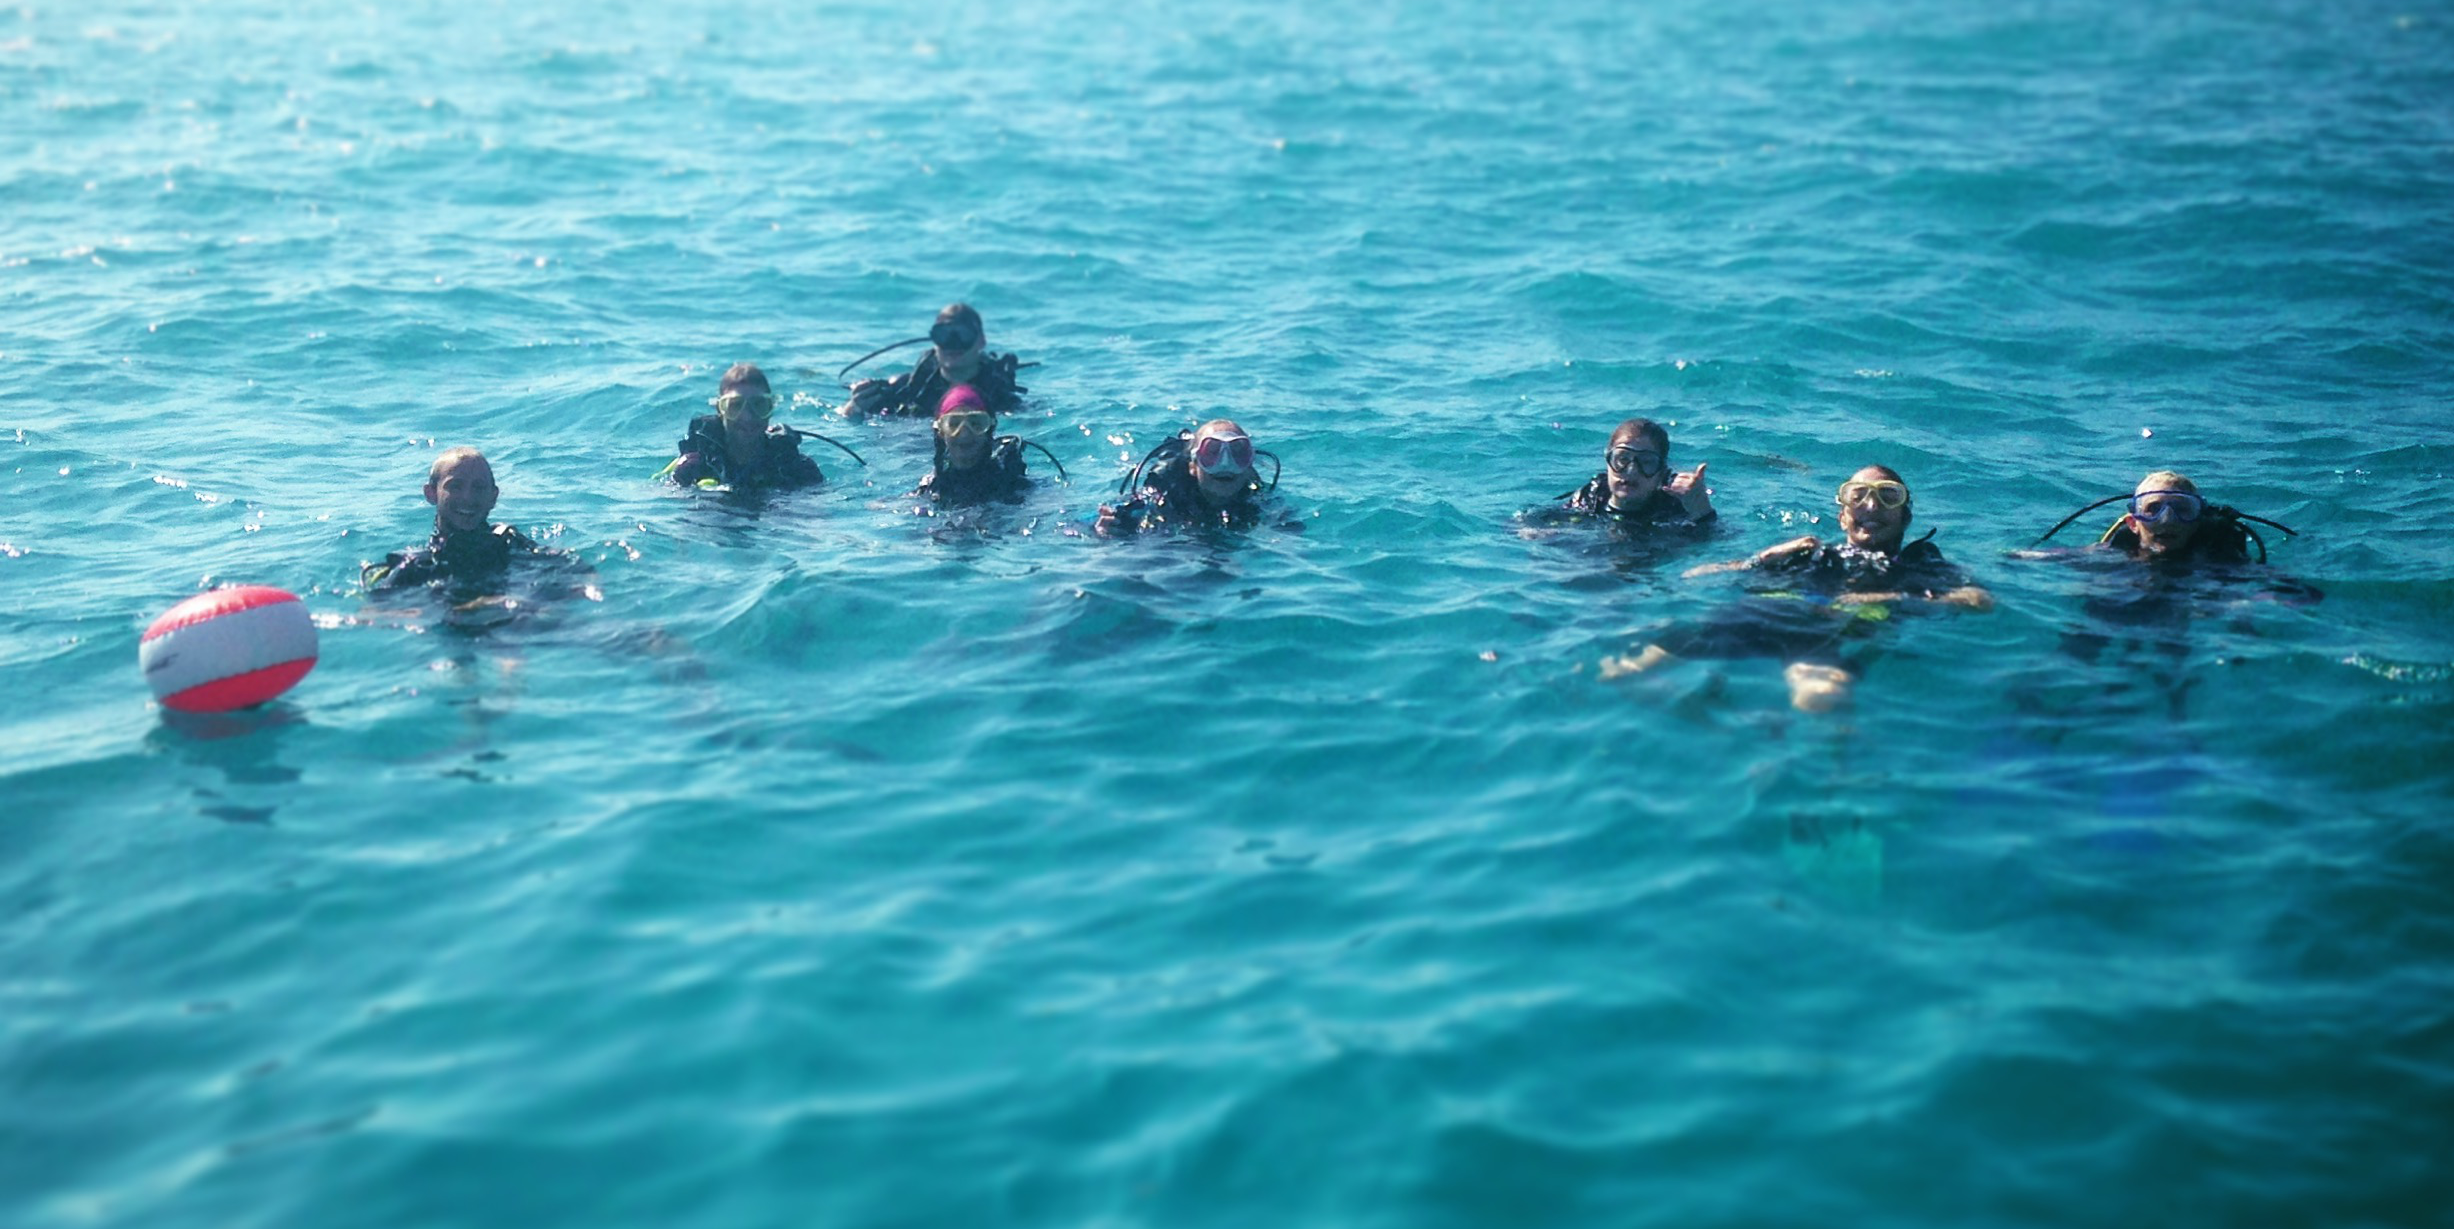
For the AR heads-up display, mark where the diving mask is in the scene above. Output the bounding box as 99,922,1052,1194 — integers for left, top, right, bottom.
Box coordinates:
1191,433,1255,477
936,410,997,439
1837,480,1909,510
1607,446,1666,478
2128,490,2205,524
712,391,776,421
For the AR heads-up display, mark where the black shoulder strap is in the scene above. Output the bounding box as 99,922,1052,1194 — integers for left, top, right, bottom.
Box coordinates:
893,352,940,413
680,413,723,456
2202,509,2263,563
1121,434,1191,495
990,351,1032,397
1552,473,1606,504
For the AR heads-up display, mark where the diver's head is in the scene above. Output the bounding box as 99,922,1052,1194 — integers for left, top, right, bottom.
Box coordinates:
425,446,499,536
713,362,777,437
1187,419,1257,507
1603,418,1670,511
1835,464,1911,551
931,303,986,383
934,384,997,470
2125,470,2205,555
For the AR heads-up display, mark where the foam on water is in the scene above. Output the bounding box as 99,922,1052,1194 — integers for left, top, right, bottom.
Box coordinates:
5,1,2454,1225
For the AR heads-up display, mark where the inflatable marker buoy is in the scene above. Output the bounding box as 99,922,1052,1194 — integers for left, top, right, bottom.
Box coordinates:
140,585,318,713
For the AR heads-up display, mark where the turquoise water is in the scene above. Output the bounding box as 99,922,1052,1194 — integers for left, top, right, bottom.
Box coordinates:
7,0,2454,1223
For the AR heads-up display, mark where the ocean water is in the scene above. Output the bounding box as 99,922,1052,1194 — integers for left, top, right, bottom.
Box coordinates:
6,0,2454,1224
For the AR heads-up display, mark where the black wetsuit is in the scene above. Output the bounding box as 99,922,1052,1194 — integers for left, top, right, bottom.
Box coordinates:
2059,522,2320,667
1657,535,1970,665
363,524,547,593
1524,476,1714,529
665,415,824,490
2102,518,2256,565
1761,535,1969,596
919,438,1031,507
1101,455,1279,533
860,351,1027,418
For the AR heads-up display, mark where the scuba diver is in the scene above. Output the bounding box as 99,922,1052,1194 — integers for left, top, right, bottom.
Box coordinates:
364,447,577,596
2028,470,2296,565
1610,465,1993,711
1521,416,1715,533
1095,418,1290,535
2016,469,2318,698
658,363,836,491
915,384,1058,508
839,302,1030,419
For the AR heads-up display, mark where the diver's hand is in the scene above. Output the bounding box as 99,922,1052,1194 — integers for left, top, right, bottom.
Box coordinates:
841,379,888,416
1935,586,1995,612
1684,537,1813,579
1664,463,1713,520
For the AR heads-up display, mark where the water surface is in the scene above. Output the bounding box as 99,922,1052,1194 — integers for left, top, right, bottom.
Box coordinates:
5,2,2453,1225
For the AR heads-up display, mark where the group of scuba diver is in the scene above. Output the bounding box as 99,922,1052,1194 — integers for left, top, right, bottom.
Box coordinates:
361,301,2312,712
644,301,1287,530
1517,416,2310,712
362,302,1292,596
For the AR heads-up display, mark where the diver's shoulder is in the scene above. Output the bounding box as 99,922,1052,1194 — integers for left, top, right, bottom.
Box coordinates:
1899,534,1948,559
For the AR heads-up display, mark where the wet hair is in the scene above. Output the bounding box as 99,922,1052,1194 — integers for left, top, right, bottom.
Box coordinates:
2136,469,2198,496
1608,418,1670,459
937,302,984,333
426,446,490,487
719,362,772,396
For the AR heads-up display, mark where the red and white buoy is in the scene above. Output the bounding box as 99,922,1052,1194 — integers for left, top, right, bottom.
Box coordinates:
139,585,319,713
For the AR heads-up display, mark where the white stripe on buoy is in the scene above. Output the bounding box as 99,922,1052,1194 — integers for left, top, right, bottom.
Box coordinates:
139,586,319,713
